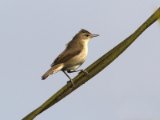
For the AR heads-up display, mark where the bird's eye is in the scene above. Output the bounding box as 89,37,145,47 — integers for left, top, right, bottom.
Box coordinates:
85,34,89,37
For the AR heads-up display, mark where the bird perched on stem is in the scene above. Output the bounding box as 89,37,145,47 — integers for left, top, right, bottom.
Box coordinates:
41,29,99,86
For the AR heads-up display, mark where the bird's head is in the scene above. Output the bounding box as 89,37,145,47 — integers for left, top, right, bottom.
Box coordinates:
76,29,99,41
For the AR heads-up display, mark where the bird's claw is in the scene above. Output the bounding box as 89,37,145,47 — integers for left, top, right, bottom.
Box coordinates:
80,70,90,76
67,79,75,87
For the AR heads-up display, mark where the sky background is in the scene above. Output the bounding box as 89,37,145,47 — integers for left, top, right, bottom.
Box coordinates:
0,0,160,120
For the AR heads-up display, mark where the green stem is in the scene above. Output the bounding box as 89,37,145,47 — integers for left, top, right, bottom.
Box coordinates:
22,7,160,120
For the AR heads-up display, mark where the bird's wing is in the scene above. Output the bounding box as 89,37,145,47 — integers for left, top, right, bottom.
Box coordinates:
51,48,82,67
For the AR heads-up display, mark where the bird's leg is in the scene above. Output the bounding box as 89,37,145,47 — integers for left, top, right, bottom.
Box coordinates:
68,69,89,76
62,70,75,87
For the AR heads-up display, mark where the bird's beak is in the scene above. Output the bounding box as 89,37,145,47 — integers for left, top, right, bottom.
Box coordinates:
91,34,99,37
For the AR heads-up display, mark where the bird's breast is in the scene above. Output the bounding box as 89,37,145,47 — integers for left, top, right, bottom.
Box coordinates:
72,46,88,63
64,46,88,70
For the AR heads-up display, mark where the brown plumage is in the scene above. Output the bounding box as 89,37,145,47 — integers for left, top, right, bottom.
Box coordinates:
41,29,99,83
42,63,64,80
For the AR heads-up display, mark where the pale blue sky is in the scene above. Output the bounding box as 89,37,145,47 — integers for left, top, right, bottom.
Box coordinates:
0,0,160,120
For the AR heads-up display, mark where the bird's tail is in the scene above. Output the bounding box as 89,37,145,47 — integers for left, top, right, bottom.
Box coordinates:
41,63,64,80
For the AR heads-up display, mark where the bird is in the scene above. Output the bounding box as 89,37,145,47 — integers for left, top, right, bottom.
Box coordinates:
41,29,99,86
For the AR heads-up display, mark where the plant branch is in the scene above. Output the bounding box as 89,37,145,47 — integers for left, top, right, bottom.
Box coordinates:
22,7,160,120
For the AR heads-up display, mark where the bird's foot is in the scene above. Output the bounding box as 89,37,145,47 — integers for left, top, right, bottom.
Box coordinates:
67,79,75,87
80,70,90,77
63,70,75,87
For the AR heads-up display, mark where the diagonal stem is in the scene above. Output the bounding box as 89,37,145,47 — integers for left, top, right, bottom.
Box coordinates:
22,7,160,120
